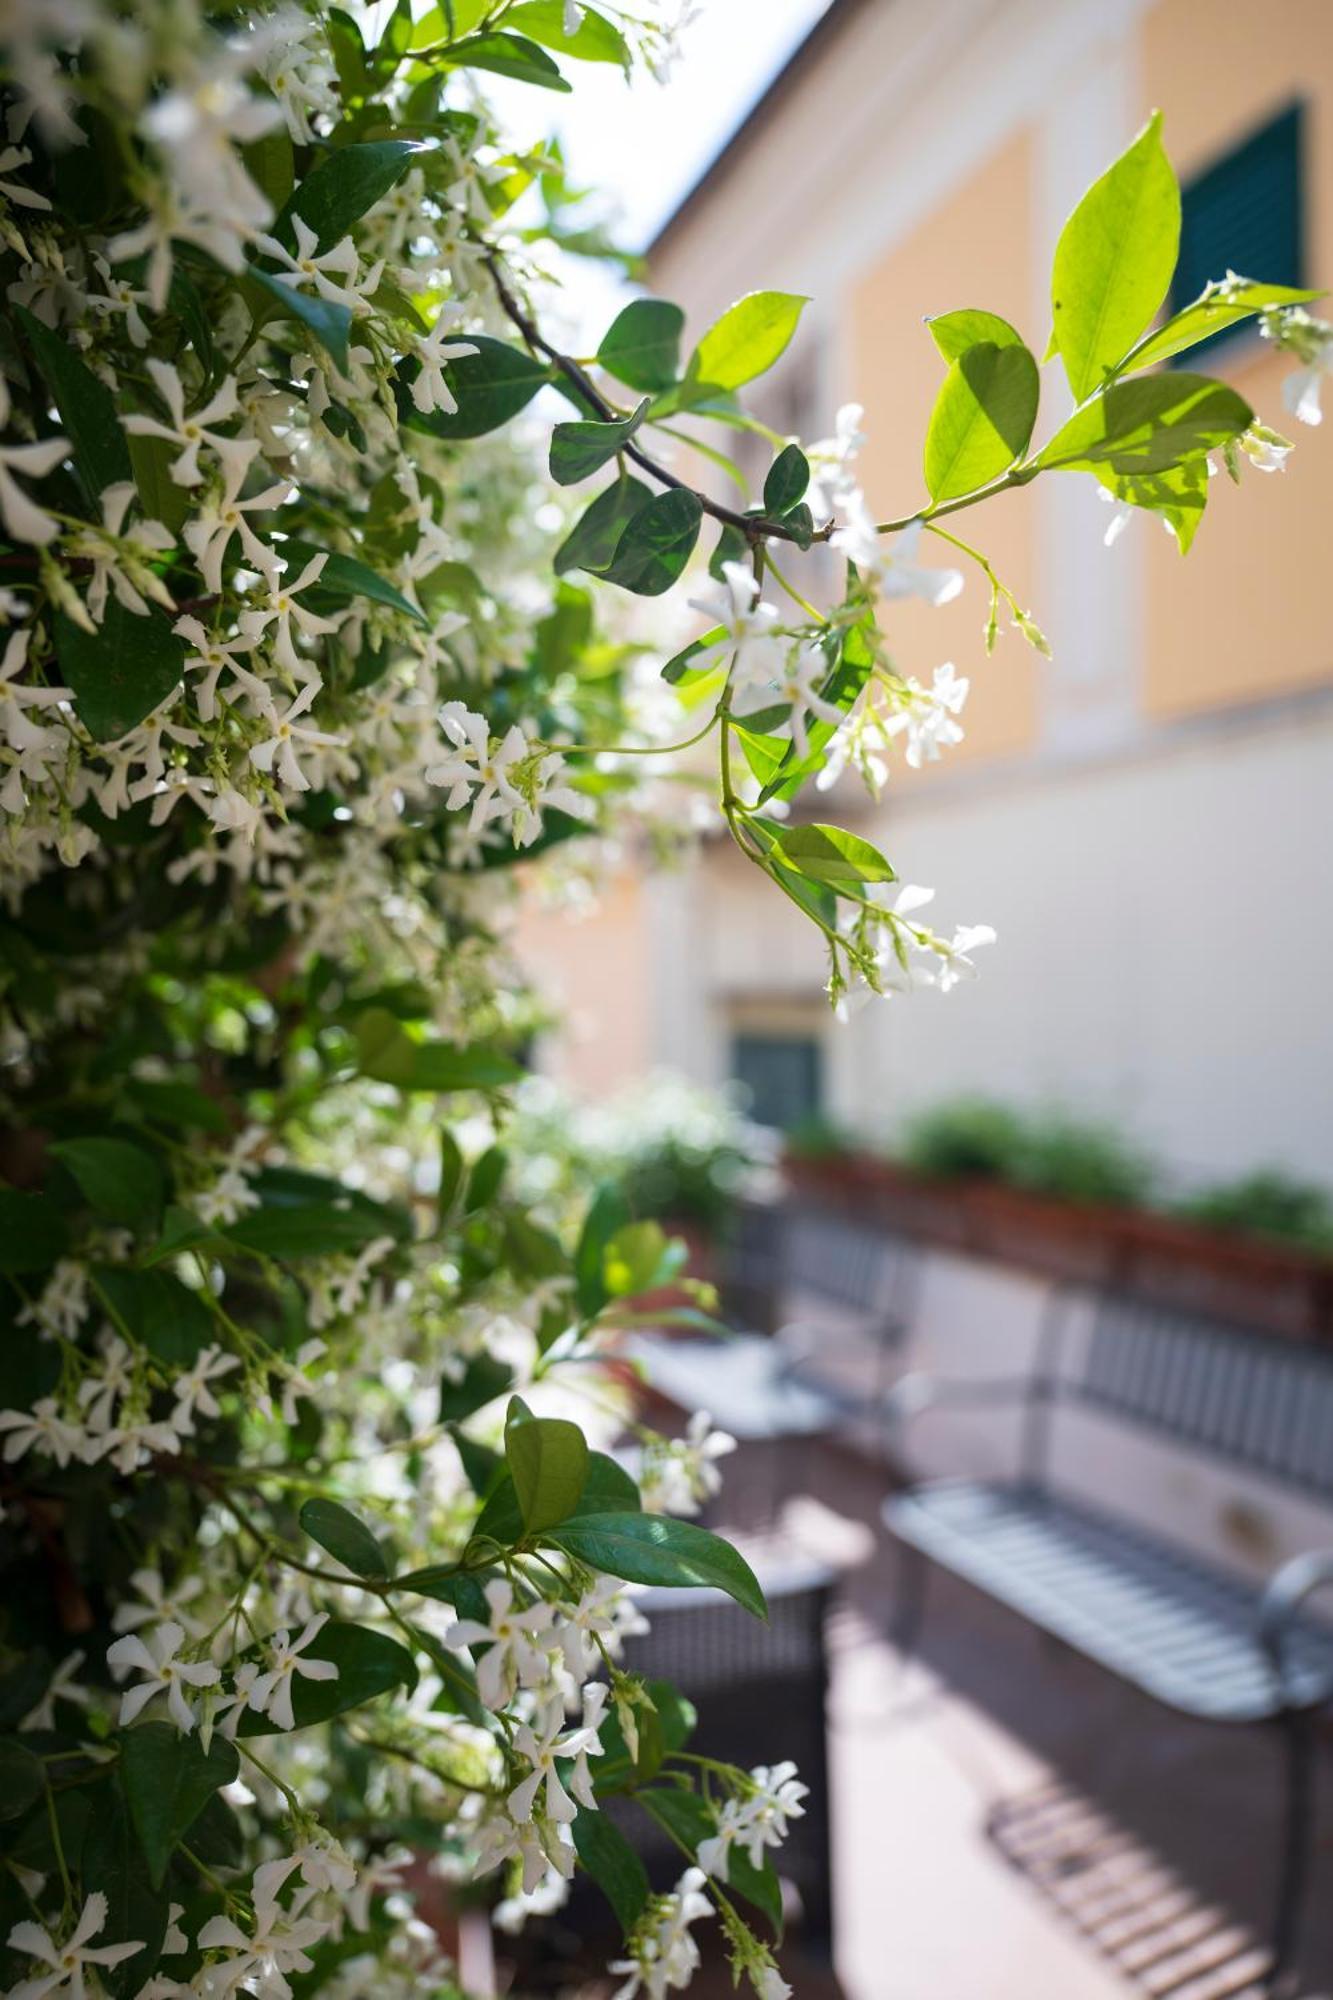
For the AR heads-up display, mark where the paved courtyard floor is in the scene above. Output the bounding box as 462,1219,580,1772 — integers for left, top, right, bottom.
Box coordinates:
713,1435,1333,2000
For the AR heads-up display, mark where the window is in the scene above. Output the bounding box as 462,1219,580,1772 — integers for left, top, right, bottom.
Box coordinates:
1170,101,1305,363
731,1031,822,1131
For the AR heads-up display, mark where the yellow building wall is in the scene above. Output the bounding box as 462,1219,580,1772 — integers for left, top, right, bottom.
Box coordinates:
1141,0,1333,719
849,131,1040,771
514,870,653,1097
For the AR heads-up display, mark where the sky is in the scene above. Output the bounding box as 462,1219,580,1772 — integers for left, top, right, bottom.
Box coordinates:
493,0,833,250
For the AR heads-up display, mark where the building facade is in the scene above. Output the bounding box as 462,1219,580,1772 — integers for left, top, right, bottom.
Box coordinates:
521,0,1333,1191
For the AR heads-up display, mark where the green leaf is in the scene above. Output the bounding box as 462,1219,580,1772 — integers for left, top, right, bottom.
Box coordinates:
242,125,295,211
80,1786,169,1999
923,340,1039,501
283,544,427,626
927,308,1025,362
504,1,630,66
603,1220,685,1297
1035,370,1252,474
708,522,749,581
237,1621,415,1734
547,1513,767,1619
0,1739,43,1824
596,299,685,392
245,266,352,372
465,1143,507,1211
575,1181,630,1314
225,1168,409,1260
686,291,809,395
1096,458,1210,553
355,1008,523,1090
402,333,553,440
599,488,702,596
1050,111,1180,400
505,1405,589,1532
554,473,654,576
120,1722,238,1889
54,600,184,743
573,1809,650,1929
439,1351,513,1424
16,305,130,498
126,433,189,537
122,1076,229,1135
762,443,809,516
756,614,877,806
49,1137,163,1227
1119,276,1324,375
640,1786,783,1933
299,1497,389,1579
438,30,571,89
276,140,418,250
92,1268,213,1368
771,821,897,890
470,1447,637,1548
0,1190,67,1274
534,580,593,678
550,398,650,486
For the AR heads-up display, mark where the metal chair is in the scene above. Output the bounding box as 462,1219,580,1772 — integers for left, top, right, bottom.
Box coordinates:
882,1286,1333,1996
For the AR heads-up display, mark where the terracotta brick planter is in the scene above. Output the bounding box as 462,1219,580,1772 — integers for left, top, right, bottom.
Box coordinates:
782,1152,1333,1344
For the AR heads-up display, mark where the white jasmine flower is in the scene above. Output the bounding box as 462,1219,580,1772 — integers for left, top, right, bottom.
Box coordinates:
248,682,346,792
252,217,383,314
935,921,998,992
111,1566,208,1638
183,446,290,594
507,1683,607,1824
196,1857,330,1989
7,1892,145,2000
0,144,51,211
20,1650,93,1732
640,1410,737,1516
446,1577,555,1709
608,1867,712,1999
885,660,969,768
123,359,240,487
411,306,478,416
0,435,68,544
239,553,344,679
0,1396,82,1467
686,561,785,687
106,1618,220,1732
247,1612,339,1731
732,639,844,761
171,1344,241,1434
66,482,174,623
696,1762,807,1880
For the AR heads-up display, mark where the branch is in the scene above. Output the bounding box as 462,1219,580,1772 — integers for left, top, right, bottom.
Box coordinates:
484,253,832,550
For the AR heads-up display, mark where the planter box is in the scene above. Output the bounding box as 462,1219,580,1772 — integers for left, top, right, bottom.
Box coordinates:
782,1152,1333,1345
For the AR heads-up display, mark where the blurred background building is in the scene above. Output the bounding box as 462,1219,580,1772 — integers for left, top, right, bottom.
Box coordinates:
519,0,1333,1198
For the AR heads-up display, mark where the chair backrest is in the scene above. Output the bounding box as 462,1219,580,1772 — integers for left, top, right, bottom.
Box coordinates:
783,1206,916,1330
1060,1290,1333,1503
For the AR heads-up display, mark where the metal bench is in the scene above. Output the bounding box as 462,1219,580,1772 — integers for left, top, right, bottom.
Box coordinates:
881,1288,1333,1997
630,1202,920,1447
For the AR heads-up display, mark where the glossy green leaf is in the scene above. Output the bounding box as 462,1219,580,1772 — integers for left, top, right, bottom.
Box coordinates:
596,299,685,392
92,1268,213,1368
603,1220,685,1297
1096,458,1210,553
300,1497,389,1579
550,397,650,485
0,1739,43,1824
356,1007,523,1090
504,1,629,66
438,30,571,90
237,1622,416,1734
245,266,352,372
226,1168,409,1259
1050,111,1180,400
50,1137,163,1226
575,1181,630,1314
54,600,184,743
121,1723,238,1888
402,333,553,439
686,291,809,394
548,1513,767,1619
125,433,189,537
573,1809,650,1929
276,140,418,251
1119,277,1323,375
771,821,897,890
1035,371,1252,474
762,442,810,515
554,473,654,575
283,544,428,626
924,340,1039,501
599,488,702,595
80,1788,169,1999
928,308,1025,362
505,1407,589,1532
16,305,130,497
242,126,295,211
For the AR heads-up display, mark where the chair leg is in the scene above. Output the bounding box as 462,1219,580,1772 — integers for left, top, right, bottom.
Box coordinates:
892,1542,930,1662
1268,1705,1316,1999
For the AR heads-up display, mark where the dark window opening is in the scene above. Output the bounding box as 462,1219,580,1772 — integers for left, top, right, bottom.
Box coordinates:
1169,100,1305,365
731,1032,822,1131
